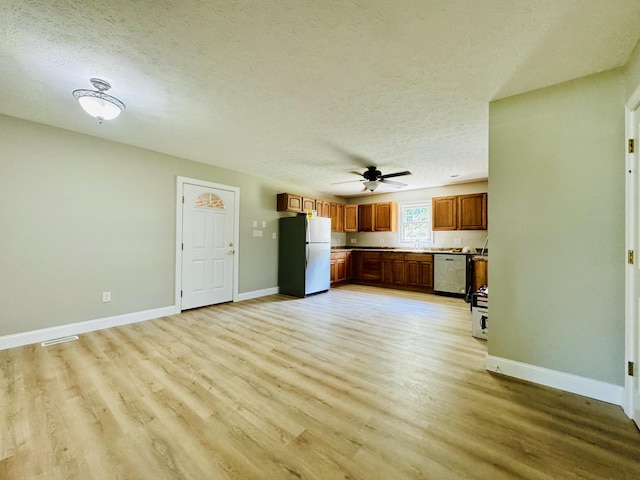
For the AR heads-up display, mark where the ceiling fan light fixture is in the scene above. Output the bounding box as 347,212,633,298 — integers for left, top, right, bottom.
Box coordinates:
363,180,380,191
73,78,125,123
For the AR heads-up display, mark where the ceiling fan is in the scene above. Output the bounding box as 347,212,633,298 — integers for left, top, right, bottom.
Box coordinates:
334,166,412,191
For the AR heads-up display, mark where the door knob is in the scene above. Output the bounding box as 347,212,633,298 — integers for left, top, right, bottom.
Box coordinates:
228,249,236,255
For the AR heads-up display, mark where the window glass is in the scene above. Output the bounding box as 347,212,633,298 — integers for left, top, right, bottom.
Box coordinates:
399,203,431,244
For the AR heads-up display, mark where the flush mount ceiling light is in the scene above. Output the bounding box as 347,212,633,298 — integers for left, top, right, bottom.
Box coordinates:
363,180,380,191
73,78,125,123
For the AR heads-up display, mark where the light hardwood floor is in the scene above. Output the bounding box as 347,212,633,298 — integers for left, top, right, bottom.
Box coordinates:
1,285,639,479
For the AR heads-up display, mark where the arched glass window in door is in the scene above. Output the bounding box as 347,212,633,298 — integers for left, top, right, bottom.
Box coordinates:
194,193,226,210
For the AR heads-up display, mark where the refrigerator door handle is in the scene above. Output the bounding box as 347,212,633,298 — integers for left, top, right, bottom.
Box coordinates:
305,244,309,268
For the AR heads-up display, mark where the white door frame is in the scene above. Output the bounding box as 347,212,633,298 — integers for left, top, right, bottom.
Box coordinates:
624,85,640,421
176,176,240,309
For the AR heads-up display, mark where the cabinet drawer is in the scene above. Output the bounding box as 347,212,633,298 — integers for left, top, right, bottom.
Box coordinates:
405,253,433,262
381,252,404,261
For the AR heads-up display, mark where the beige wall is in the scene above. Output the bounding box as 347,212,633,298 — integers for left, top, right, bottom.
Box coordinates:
345,181,488,249
0,114,340,337
488,69,626,385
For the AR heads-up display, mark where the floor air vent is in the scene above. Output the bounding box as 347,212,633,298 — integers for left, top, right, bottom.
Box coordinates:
41,335,79,347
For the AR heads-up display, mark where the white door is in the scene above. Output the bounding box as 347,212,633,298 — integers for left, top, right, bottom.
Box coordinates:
625,91,640,426
181,183,236,310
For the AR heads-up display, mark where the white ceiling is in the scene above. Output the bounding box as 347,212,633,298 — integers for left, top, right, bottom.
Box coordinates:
2,1,640,197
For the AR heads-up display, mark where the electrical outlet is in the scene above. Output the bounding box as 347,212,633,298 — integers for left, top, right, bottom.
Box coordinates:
102,292,111,302
350,238,357,244
262,221,267,228
272,232,277,239
252,220,258,227
454,238,462,245
379,238,385,244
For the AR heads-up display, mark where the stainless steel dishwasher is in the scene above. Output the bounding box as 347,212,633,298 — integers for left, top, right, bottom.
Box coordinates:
434,254,467,296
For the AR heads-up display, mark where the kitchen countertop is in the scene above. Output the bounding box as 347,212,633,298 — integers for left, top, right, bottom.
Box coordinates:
331,246,484,255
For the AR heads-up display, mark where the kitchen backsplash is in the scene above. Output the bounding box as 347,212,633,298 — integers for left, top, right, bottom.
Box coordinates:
343,229,488,250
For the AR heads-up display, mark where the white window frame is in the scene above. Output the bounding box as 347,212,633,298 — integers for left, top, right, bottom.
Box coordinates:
398,202,433,246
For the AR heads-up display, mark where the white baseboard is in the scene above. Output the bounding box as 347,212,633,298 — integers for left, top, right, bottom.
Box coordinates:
0,305,180,351
485,355,624,406
236,287,279,302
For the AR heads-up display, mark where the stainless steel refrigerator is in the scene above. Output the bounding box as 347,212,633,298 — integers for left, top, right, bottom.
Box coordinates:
278,215,331,297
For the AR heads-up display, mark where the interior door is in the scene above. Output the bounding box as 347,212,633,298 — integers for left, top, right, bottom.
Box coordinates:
626,97,640,426
182,183,235,310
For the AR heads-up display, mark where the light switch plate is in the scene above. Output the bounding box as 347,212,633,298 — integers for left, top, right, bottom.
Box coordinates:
253,230,263,237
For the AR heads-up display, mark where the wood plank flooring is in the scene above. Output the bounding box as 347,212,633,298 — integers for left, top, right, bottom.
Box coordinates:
1,284,639,479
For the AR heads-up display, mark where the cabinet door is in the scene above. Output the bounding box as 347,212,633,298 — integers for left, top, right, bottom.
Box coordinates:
361,252,381,280
432,196,458,230
351,251,362,280
346,252,353,279
419,260,433,288
331,202,344,232
319,200,332,218
336,259,347,282
344,205,358,232
392,260,405,285
358,204,374,232
458,193,487,230
374,202,397,232
329,258,336,284
381,259,394,284
405,261,419,286
473,259,488,290
302,197,316,212
277,193,303,213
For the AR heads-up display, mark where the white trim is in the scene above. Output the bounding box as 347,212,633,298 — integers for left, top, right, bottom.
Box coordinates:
486,355,624,406
397,201,433,245
624,84,640,419
236,287,280,302
176,176,240,310
0,305,179,351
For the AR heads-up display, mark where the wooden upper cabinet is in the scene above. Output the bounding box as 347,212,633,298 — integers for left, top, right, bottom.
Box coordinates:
374,202,397,232
302,197,316,212
432,196,458,230
432,193,487,231
277,193,303,213
316,200,331,218
344,204,358,232
358,204,374,232
331,202,344,232
458,193,487,230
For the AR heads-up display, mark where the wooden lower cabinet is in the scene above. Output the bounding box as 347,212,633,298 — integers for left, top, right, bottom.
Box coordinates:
472,257,488,291
348,251,433,292
330,251,350,284
381,253,405,286
359,252,381,281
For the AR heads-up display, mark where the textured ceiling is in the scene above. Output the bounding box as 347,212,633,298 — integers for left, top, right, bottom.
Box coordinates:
2,0,640,197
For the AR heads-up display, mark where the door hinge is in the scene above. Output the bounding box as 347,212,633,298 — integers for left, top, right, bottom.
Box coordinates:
630,139,635,153
182,195,185,204
629,361,635,376
629,250,635,265
181,243,184,251
181,290,183,298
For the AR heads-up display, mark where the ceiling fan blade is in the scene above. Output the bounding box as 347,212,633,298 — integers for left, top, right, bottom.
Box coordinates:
380,179,407,188
380,170,411,179
330,179,364,185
